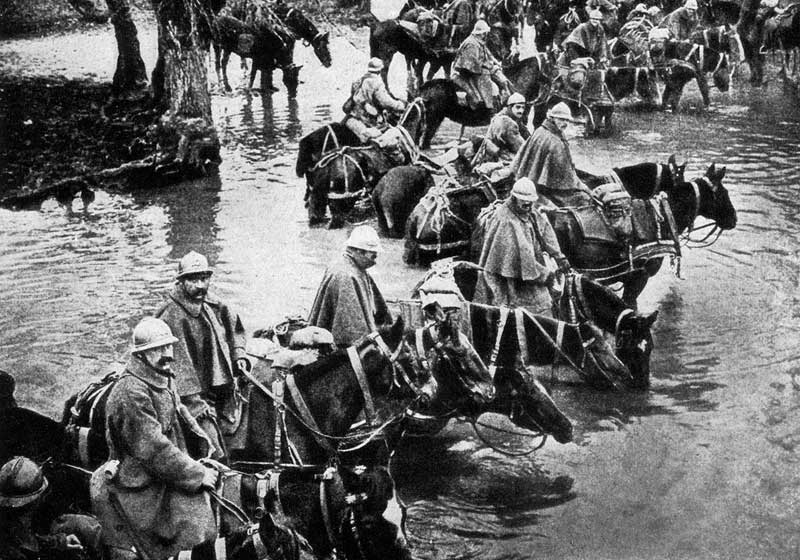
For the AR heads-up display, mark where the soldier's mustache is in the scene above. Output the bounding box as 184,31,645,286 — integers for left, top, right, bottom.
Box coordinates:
157,356,174,367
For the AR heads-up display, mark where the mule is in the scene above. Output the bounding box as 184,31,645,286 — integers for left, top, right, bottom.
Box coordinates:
212,14,301,96
418,51,553,147
762,4,800,76
604,66,661,105
295,123,362,180
548,163,737,306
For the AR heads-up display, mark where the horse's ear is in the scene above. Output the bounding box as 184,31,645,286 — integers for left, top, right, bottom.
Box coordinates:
717,165,727,180
667,153,676,166
391,315,405,339
707,162,717,176
322,31,330,40
645,310,658,328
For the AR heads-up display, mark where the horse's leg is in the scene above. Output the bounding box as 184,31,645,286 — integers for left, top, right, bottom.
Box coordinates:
213,44,223,88
221,50,233,92
695,69,711,107
621,270,649,309
421,111,444,149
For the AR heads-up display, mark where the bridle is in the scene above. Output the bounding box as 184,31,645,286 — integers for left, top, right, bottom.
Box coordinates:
682,175,724,246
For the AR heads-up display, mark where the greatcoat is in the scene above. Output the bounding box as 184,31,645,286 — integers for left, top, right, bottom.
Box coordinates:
156,286,247,435
510,118,593,207
308,252,392,347
476,199,566,316
451,34,504,110
658,6,697,40
562,21,609,62
90,357,216,560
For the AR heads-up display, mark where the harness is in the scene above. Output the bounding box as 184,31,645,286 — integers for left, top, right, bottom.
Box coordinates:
313,147,369,201
414,182,497,253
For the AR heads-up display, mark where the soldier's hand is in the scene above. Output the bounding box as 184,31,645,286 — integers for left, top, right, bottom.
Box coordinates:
58,534,83,552
201,466,219,490
557,258,572,273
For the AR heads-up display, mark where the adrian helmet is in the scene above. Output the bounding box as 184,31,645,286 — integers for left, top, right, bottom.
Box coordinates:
131,317,178,354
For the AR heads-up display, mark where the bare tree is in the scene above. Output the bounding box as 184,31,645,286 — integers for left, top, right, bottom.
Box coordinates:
737,0,765,85
106,0,148,93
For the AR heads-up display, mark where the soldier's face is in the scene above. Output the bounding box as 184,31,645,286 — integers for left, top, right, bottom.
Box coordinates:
590,17,602,27
142,344,174,374
181,273,211,301
352,249,378,269
510,103,525,119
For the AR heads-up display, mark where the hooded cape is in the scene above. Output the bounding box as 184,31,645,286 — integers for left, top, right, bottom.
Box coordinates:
308,253,392,346
562,21,608,59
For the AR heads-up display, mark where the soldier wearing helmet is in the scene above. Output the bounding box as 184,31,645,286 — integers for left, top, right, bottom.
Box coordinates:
342,58,406,142
510,102,594,207
156,251,249,460
475,178,571,316
658,0,699,40
473,92,531,169
90,317,218,560
0,456,89,560
451,20,514,111
561,8,610,65
308,225,393,346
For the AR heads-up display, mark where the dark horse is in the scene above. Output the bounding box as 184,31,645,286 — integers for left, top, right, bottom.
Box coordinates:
549,163,737,306
404,181,500,265
418,51,553,147
577,153,687,198
212,14,301,96
272,1,332,69
446,263,659,388
304,103,427,228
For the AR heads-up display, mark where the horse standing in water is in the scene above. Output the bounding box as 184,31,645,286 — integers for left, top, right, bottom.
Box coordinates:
577,154,687,198
549,163,737,307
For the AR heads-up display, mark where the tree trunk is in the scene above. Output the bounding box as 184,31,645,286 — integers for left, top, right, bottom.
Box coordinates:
106,0,148,94
737,0,765,85
149,0,221,181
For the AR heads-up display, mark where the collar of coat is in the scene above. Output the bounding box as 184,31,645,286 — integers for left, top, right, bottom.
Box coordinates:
169,285,221,318
126,356,174,390
543,118,568,140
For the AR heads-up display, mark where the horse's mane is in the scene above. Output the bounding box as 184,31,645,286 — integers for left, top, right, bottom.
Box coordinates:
293,349,351,382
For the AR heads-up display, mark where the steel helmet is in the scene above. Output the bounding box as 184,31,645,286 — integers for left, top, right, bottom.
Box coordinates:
472,19,490,34
507,92,526,106
634,2,647,11
367,57,384,73
176,251,213,280
288,326,335,349
346,225,383,253
0,456,48,508
647,6,661,15
421,291,463,310
684,0,697,9
589,8,603,19
547,102,575,121
131,317,178,354
511,178,538,201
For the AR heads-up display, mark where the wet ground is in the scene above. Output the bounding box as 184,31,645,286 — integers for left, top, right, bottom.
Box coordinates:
2,22,800,560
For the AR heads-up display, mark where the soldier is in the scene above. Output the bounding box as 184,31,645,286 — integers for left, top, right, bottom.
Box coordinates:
91,317,218,560
451,20,513,111
342,58,407,142
659,0,699,40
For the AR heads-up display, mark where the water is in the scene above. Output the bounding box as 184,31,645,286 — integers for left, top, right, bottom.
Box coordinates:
2,23,800,559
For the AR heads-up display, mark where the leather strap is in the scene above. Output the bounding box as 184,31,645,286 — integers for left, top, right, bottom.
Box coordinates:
272,380,284,468
77,427,91,466
488,306,511,377
285,374,335,454
347,345,376,426
252,530,269,559
268,470,285,517
319,469,340,554
514,308,529,365
214,537,227,560
255,473,269,519
615,309,635,340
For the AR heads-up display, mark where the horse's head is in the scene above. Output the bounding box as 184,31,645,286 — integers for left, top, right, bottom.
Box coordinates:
495,367,573,443
363,316,440,407
333,464,411,560
577,321,634,389
245,513,315,560
667,154,687,187
697,163,736,230
615,309,658,389
282,63,303,98
419,314,496,410
312,31,332,67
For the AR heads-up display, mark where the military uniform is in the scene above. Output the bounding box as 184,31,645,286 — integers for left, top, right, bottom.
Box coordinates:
344,72,406,142
91,357,216,560
451,34,506,110
659,6,698,40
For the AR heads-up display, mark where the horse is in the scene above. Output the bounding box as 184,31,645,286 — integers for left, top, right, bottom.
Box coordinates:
418,51,553,148
212,14,301,96
761,4,800,76
215,462,410,560
272,2,332,69
371,164,436,238
304,105,427,228
577,153,687,198
445,262,659,388
603,65,661,106
295,123,362,180
700,0,741,27
404,181,499,265
166,512,315,560
467,302,633,389
548,163,737,306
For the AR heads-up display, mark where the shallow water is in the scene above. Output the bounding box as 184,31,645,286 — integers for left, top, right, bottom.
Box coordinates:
2,23,800,559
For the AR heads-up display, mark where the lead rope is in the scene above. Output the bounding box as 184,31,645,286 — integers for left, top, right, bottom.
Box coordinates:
347,345,376,426
487,306,511,378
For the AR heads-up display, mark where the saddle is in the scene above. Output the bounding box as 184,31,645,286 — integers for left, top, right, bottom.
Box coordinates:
64,371,121,468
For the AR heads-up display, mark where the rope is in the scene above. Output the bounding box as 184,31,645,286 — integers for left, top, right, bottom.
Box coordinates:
470,419,548,456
